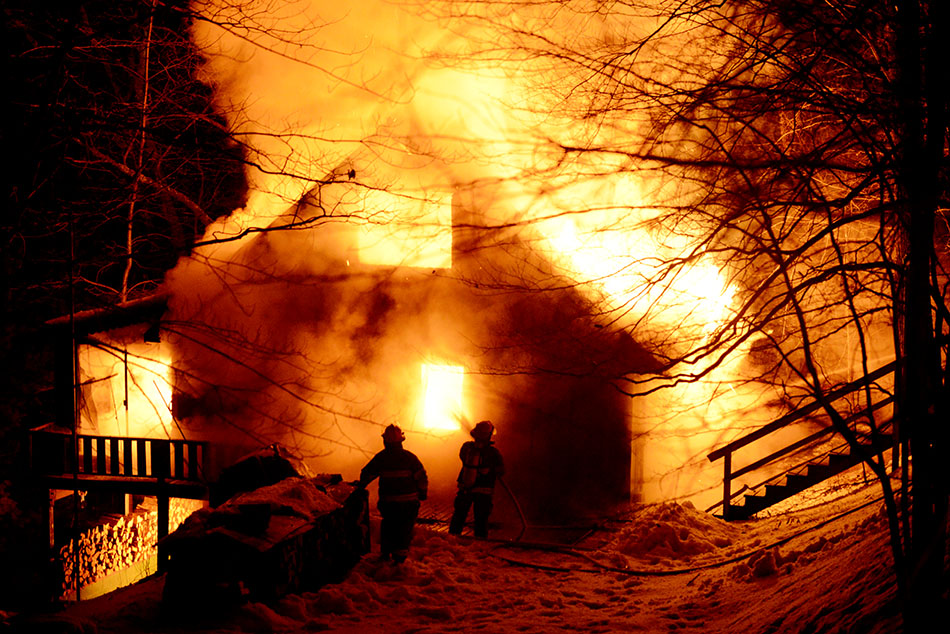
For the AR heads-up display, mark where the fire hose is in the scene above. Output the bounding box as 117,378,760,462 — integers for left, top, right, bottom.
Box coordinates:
498,476,527,542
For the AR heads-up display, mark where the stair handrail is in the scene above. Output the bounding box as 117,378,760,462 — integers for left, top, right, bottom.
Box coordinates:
707,360,897,519
725,396,893,484
705,397,894,516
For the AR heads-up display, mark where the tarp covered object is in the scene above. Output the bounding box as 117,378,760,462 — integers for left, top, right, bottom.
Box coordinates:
162,471,369,606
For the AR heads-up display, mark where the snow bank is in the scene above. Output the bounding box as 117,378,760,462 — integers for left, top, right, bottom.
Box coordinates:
607,501,739,563
42,480,901,634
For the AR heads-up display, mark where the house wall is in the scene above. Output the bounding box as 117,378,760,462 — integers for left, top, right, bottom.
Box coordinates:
476,372,631,523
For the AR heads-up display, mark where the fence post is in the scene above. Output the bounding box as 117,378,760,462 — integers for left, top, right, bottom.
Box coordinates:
722,453,732,520
151,440,171,572
156,485,169,572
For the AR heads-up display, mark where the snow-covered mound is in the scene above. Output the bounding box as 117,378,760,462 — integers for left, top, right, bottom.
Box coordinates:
162,475,369,606
227,476,344,519
166,476,343,545
608,501,739,563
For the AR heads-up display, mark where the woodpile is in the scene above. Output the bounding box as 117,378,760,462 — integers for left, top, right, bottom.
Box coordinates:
170,498,202,530
58,498,203,598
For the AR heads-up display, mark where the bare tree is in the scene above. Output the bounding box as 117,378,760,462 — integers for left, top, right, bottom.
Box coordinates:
458,0,947,627
3,0,246,320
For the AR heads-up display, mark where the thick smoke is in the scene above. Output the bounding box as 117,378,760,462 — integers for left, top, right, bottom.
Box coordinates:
165,1,832,514
168,1,526,482
188,0,534,235
167,1,644,495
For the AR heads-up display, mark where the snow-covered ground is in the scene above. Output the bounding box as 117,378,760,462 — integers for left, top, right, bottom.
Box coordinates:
17,473,901,634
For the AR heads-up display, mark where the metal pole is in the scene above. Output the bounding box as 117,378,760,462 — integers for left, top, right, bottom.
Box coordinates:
69,205,81,602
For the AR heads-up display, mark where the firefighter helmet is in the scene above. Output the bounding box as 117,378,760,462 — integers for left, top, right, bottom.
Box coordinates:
471,420,494,441
382,424,405,444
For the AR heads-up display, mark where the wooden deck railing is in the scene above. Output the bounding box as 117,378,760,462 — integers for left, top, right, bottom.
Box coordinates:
30,425,210,576
29,425,207,483
706,361,897,518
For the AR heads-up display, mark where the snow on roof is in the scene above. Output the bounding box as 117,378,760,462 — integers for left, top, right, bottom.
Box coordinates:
44,292,168,336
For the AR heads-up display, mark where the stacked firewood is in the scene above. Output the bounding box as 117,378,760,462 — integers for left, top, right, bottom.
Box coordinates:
170,498,203,532
59,512,156,597
58,498,205,598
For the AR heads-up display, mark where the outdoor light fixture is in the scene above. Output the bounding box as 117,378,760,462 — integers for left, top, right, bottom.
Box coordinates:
143,322,161,343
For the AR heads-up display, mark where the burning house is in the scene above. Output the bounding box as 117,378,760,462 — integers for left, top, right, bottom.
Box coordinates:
21,3,739,601
29,138,666,599
25,0,904,606
162,149,662,522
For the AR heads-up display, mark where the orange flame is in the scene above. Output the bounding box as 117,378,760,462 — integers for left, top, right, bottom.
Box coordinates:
421,364,464,431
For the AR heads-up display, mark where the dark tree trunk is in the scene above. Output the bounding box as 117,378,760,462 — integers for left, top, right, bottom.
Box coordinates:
896,1,948,629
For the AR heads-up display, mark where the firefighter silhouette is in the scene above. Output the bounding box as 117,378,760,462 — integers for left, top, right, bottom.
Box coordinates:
358,424,428,563
449,420,505,538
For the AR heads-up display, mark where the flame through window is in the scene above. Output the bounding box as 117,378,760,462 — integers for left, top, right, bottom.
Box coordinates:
421,364,464,430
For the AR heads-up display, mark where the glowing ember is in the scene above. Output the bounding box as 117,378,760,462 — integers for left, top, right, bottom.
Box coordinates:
421,364,464,430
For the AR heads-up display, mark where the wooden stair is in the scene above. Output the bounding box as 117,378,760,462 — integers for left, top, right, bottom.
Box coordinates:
707,363,899,522
722,433,893,520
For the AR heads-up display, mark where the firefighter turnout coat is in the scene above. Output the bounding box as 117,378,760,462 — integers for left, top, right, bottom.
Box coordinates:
359,446,428,504
456,440,504,495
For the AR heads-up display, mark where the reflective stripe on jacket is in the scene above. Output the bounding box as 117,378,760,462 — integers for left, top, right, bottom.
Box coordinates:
360,446,428,503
